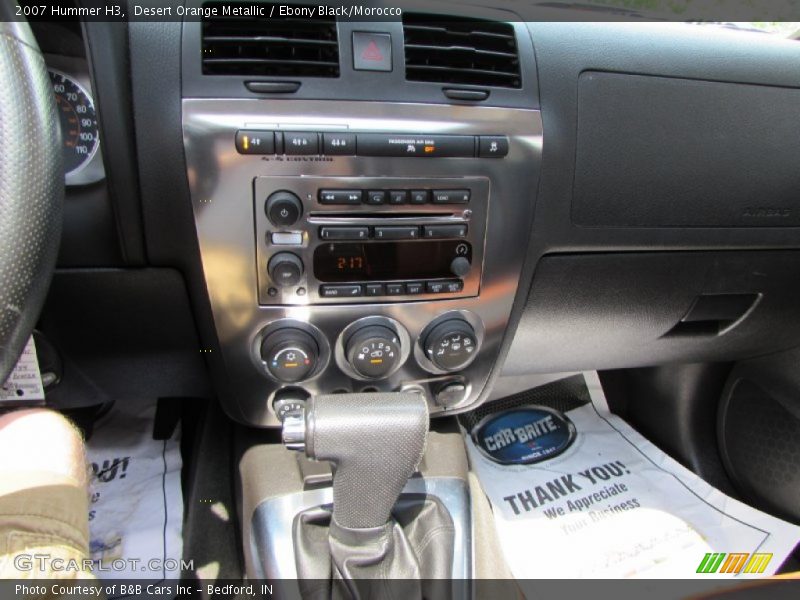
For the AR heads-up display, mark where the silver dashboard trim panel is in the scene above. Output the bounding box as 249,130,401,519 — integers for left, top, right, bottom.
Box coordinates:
182,99,542,426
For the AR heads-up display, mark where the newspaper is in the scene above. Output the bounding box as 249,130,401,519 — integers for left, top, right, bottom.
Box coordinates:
0,337,45,405
466,372,800,579
86,401,183,581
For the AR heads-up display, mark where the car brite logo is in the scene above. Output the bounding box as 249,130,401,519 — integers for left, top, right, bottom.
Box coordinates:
696,552,773,574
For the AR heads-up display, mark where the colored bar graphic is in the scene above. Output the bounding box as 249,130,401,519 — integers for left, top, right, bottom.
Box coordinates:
743,553,773,574
696,552,773,574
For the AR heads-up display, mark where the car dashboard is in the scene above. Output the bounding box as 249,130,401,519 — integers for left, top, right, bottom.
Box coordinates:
28,2,800,432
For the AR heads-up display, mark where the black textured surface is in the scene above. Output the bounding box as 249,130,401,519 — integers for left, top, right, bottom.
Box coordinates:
460,374,589,431
0,17,63,383
720,378,800,523
39,269,212,409
505,251,800,375
602,364,738,497
573,72,800,228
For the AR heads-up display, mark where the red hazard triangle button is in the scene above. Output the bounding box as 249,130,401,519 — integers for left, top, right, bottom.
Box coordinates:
353,32,392,72
362,40,383,62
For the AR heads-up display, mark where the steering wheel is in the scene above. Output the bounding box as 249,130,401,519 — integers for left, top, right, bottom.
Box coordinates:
0,12,63,384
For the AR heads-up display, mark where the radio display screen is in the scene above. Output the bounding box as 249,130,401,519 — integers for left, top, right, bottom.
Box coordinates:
313,241,472,282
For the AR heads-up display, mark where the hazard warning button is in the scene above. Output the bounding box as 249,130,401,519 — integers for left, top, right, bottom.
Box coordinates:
352,31,392,72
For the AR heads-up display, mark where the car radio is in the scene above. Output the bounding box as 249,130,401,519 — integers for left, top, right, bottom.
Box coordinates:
254,176,489,305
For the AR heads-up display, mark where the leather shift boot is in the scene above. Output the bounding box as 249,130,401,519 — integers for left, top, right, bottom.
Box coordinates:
293,494,455,600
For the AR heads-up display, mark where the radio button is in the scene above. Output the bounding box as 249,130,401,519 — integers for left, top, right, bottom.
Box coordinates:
386,283,405,295
284,132,319,155
320,284,363,298
268,253,304,288
366,283,385,297
319,190,362,205
426,281,447,294
366,190,387,205
423,224,468,239
265,190,303,227
444,279,464,293
374,226,419,240
432,189,471,204
405,281,425,295
389,190,408,204
271,232,303,246
409,190,429,204
319,226,369,240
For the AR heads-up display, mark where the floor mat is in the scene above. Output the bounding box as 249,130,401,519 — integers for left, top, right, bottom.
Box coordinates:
465,372,800,579
86,399,183,581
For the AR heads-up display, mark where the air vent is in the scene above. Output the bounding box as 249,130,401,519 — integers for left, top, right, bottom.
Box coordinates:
202,3,339,78
402,13,520,89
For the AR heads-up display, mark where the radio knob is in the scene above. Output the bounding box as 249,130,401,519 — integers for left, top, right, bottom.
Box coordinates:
261,329,319,383
345,325,402,380
265,190,303,228
424,319,478,372
268,252,303,287
450,256,471,278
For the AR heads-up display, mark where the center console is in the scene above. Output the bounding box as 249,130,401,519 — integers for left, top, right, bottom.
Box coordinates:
180,4,541,588
182,100,541,426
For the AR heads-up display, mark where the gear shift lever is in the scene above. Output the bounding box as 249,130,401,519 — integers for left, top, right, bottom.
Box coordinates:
283,392,428,528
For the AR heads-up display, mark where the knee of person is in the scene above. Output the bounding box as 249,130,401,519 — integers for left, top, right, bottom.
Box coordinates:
0,408,86,483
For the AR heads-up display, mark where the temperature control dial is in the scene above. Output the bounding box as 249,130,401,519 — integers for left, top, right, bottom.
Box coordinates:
345,325,402,380
423,319,478,372
261,329,319,383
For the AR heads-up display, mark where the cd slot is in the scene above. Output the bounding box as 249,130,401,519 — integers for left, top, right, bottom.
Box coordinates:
308,212,453,220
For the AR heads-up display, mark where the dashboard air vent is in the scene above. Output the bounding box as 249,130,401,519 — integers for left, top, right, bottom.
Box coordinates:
202,3,339,78
402,13,521,89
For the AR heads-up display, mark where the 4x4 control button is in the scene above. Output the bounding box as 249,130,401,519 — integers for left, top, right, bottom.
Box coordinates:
323,133,356,155
236,130,275,154
284,132,319,155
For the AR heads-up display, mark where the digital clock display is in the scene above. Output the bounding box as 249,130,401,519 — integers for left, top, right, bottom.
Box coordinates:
337,256,364,272
313,241,471,282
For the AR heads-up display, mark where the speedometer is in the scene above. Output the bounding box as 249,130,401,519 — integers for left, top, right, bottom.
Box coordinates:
49,69,100,179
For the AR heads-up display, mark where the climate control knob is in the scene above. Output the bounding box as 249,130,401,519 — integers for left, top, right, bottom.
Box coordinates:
423,319,478,372
261,329,319,383
265,190,302,228
345,325,402,380
268,252,303,287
